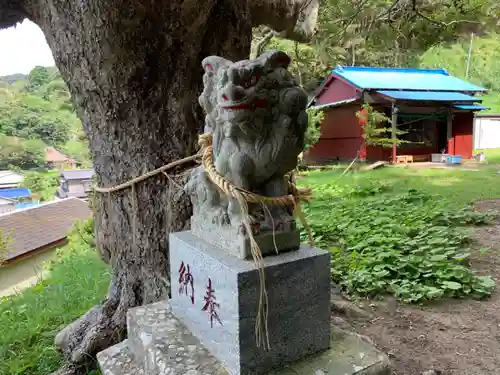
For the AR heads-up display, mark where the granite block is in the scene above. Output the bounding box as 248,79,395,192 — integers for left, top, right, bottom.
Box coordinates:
97,339,144,375
169,230,331,375
191,215,301,259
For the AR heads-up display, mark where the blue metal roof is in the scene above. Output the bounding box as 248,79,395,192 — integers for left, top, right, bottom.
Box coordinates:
332,66,487,92
0,188,31,199
376,90,481,102
16,202,41,209
454,104,489,111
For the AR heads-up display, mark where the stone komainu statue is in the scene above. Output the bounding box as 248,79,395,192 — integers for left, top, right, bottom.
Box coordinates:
186,50,309,259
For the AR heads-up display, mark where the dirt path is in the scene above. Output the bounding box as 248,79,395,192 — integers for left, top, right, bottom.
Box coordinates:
334,199,500,375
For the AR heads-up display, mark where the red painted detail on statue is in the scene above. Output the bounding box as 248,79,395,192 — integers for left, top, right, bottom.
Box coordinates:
178,261,195,304
202,278,222,328
221,98,268,110
252,222,261,235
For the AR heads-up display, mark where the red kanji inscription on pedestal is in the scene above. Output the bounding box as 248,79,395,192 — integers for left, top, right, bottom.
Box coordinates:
202,278,222,328
178,261,194,304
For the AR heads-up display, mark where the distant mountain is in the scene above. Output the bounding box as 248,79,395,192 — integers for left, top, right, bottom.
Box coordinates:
0,66,59,84
0,73,28,84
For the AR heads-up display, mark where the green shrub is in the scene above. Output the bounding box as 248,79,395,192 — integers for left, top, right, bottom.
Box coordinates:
304,107,324,152
22,170,59,201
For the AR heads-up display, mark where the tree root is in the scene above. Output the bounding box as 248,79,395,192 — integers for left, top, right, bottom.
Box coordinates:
51,274,142,375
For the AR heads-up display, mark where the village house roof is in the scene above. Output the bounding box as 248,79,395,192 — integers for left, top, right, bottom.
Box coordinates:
0,188,31,199
61,169,94,181
311,66,488,111
56,186,89,199
45,147,76,163
0,198,92,262
0,171,24,187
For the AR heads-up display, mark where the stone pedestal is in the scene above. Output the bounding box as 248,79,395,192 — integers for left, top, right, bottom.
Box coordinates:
169,231,331,375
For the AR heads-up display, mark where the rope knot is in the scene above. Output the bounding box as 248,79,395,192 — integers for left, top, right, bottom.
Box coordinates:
198,133,212,151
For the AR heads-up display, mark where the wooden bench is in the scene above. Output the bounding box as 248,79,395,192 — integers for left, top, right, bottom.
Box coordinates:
395,155,414,164
412,154,430,162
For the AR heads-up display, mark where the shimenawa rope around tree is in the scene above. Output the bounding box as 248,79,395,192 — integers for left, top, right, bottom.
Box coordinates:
94,133,314,350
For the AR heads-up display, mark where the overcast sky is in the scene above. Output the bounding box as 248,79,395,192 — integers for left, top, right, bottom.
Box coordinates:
0,19,55,76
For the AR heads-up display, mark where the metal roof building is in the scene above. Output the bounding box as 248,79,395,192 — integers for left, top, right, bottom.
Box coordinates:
306,66,488,164
0,188,31,199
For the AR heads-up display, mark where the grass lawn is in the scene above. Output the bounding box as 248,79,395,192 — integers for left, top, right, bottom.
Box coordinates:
0,238,110,375
300,163,500,204
477,148,500,165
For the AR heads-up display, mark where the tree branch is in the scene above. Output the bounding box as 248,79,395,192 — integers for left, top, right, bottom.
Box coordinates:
251,27,278,59
249,0,319,42
294,41,303,87
408,0,480,28
0,0,28,29
331,0,480,42
414,9,480,27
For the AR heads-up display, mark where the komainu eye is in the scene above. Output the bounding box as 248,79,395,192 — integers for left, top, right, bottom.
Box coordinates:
242,72,260,88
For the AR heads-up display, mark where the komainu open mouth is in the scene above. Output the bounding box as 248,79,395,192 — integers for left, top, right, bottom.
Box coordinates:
221,98,267,110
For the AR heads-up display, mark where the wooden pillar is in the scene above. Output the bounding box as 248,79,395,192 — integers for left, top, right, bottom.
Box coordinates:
447,109,453,155
391,103,398,163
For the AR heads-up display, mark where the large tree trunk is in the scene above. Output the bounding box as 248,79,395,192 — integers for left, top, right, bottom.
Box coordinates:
5,0,318,373
23,1,251,374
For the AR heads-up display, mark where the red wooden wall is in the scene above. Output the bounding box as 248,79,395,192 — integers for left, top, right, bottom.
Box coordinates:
364,145,391,161
316,76,360,105
306,108,475,164
448,112,474,159
305,105,363,163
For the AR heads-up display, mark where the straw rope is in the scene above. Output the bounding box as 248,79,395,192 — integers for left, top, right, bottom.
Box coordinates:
93,133,314,350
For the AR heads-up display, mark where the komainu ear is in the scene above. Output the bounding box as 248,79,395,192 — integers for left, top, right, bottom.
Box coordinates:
258,50,291,70
201,56,231,73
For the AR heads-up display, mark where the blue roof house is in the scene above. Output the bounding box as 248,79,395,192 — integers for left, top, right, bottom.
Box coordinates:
0,188,31,200
0,188,41,210
306,66,488,164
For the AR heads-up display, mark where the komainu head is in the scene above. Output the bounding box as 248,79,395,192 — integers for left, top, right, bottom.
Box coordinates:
199,50,308,131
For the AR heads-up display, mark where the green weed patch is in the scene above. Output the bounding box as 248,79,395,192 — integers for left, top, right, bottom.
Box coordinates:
301,182,496,303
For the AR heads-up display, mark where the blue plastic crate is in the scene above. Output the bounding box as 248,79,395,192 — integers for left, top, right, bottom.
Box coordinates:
445,155,462,164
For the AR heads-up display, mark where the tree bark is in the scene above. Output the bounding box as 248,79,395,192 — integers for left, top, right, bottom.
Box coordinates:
21,1,251,374
7,0,319,373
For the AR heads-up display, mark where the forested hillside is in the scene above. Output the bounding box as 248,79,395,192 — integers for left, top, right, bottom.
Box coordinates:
0,0,498,172
0,66,91,170
420,34,500,112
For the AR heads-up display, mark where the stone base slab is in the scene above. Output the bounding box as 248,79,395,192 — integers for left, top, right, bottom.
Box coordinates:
97,301,391,375
96,339,144,375
169,231,331,375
